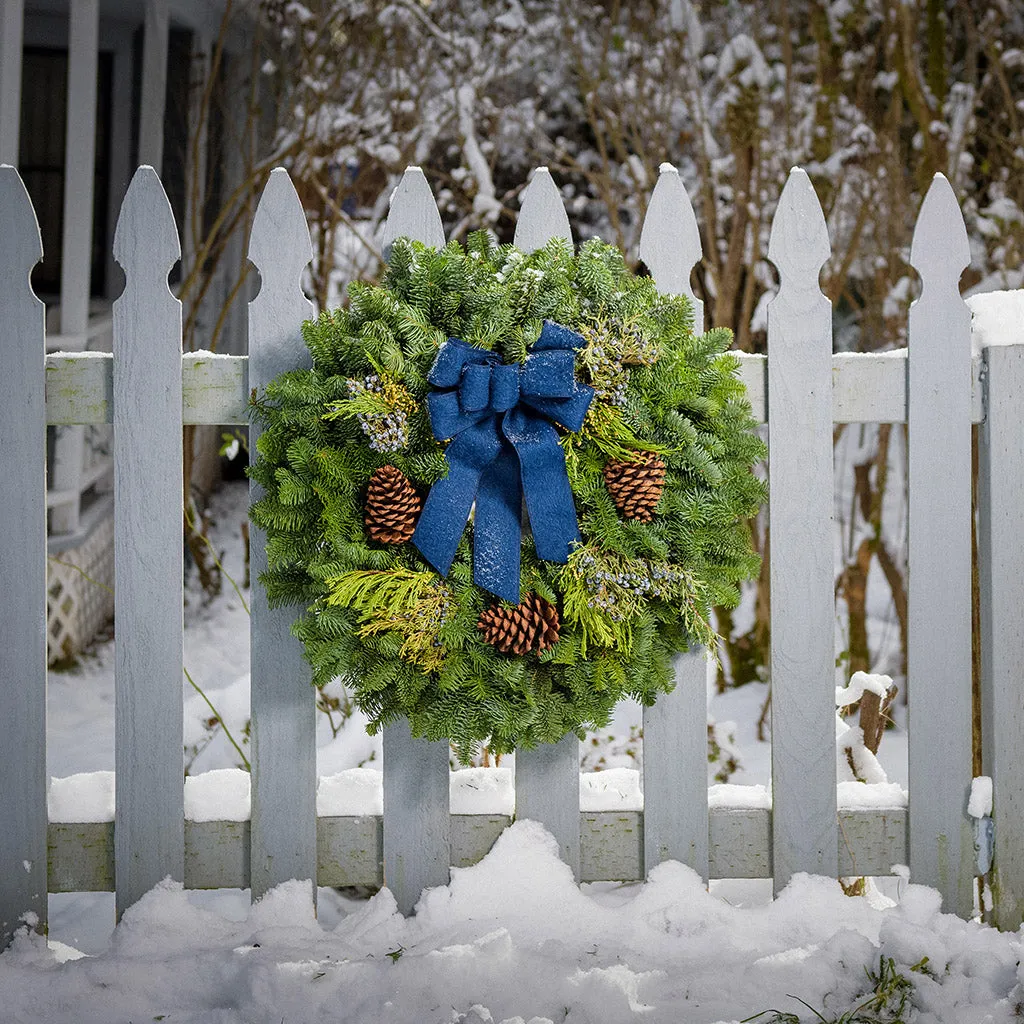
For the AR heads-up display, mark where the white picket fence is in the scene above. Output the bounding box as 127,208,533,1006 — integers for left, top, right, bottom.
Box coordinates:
2,159,1024,951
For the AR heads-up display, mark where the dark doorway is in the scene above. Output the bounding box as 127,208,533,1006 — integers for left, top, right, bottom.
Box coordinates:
19,46,113,299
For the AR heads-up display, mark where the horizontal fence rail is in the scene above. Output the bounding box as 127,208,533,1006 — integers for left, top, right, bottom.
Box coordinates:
2,157,1023,948
47,807,909,892
39,348,988,428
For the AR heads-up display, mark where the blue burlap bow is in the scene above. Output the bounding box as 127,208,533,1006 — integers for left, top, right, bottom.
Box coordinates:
412,320,595,604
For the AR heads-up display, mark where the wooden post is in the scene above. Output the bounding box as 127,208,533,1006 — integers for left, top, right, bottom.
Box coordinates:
112,167,185,917
979,342,1024,930
766,168,837,892
638,163,709,881
379,166,451,914
51,0,100,535
0,0,24,166
248,169,318,901
907,174,974,918
139,0,169,171
0,167,46,950
511,167,581,881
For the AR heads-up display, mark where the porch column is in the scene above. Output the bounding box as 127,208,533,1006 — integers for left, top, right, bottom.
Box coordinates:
138,0,168,170
105,30,135,302
0,0,23,165
219,48,253,356
51,0,100,536
182,32,209,284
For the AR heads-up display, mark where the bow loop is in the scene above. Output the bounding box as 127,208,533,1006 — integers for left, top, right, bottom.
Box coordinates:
490,364,520,412
459,363,493,413
412,320,595,603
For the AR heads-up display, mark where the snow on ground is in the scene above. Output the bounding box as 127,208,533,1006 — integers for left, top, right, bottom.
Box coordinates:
5,821,1024,1024
22,478,991,1022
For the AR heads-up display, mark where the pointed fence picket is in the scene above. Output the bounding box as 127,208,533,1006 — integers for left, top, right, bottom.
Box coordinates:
511,166,582,881
380,166,451,915
638,163,709,880
0,165,47,942
907,174,975,917
4,159,1024,952
247,168,318,901
112,166,185,916
381,165,446,259
766,168,838,891
639,161,706,333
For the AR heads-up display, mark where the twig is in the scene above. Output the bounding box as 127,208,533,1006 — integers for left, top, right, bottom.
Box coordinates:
47,557,113,595
183,666,250,771
184,502,250,614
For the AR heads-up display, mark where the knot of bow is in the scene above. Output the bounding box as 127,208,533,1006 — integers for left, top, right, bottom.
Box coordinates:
411,320,595,604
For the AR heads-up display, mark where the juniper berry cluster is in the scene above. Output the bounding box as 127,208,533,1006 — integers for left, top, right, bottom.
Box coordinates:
575,550,688,622
346,374,410,453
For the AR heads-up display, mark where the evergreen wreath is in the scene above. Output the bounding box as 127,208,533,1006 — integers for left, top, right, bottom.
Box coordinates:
248,233,767,762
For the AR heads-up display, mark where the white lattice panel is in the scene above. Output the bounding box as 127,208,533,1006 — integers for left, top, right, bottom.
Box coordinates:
47,506,114,665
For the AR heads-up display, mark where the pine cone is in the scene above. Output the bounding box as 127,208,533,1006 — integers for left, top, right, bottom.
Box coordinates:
365,466,421,544
603,454,666,522
478,594,560,655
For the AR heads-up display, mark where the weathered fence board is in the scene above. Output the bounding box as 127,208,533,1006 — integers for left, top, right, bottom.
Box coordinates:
642,653,708,878
513,166,572,251
638,163,709,881
907,174,974,918
511,166,581,880
766,168,838,891
45,804,909,891
40,349,987,428
247,168,318,901
979,343,1024,930
383,723,451,913
112,166,185,917
380,165,445,258
380,166,451,914
0,166,47,950
639,161,706,332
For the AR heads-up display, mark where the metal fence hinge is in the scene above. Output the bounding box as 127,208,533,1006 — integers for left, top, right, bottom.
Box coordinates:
974,815,995,875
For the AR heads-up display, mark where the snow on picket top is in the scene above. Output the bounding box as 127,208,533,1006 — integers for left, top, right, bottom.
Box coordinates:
907,173,974,918
510,166,581,882
0,165,46,950
637,161,709,881
112,166,185,919
247,168,317,902
380,166,451,916
766,167,837,892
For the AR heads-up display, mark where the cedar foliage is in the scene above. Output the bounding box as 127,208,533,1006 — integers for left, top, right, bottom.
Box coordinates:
248,233,767,761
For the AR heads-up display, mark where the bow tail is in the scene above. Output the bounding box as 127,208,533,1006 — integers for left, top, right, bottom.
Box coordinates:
504,411,582,564
474,445,522,604
412,431,492,577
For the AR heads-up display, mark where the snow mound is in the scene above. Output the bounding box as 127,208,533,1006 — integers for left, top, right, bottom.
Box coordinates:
2,821,1020,1023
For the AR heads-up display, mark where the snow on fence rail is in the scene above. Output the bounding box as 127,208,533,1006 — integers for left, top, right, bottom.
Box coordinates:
2,159,1023,949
